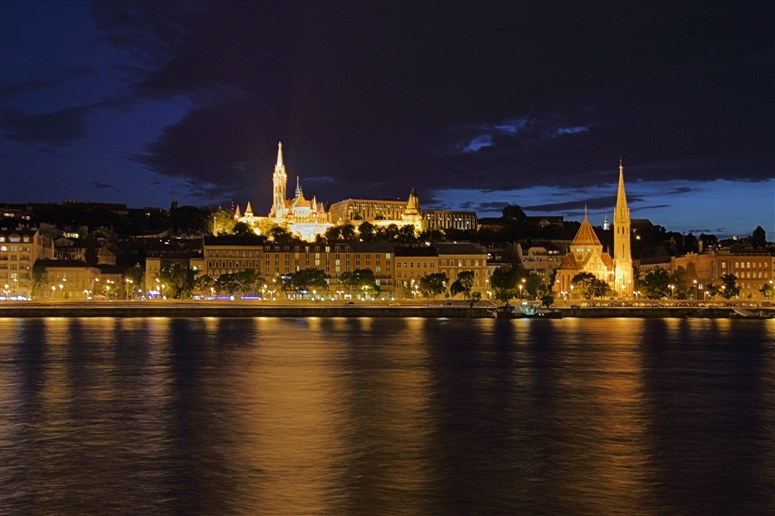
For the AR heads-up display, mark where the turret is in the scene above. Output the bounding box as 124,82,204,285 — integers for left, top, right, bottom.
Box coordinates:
271,142,287,217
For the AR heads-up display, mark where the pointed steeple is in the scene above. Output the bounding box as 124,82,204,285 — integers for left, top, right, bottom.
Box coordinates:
295,176,302,198
234,204,241,219
571,206,601,246
614,158,633,298
245,201,253,215
272,142,287,218
616,158,628,213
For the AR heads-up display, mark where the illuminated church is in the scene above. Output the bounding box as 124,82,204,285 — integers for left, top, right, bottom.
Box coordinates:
554,161,634,298
235,143,422,241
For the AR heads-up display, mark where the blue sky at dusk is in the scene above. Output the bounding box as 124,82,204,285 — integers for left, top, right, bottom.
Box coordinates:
1,1,773,238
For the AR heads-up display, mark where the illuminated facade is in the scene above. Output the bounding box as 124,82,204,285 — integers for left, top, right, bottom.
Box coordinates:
613,160,634,297
327,188,424,232
423,210,477,231
554,162,633,298
0,228,54,298
236,143,330,242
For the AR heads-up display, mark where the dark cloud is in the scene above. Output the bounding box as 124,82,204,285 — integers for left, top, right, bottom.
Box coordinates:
1,78,64,101
1,106,90,146
0,0,761,210
83,1,773,201
522,195,648,213
91,182,119,191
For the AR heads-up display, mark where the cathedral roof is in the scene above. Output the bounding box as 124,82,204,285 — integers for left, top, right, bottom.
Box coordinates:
559,253,578,269
601,252,614,268
571,211,602,247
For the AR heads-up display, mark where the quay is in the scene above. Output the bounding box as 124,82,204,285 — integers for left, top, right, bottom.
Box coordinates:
1,302,773,319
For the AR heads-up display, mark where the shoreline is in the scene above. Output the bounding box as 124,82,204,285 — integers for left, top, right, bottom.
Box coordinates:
2,302,774,319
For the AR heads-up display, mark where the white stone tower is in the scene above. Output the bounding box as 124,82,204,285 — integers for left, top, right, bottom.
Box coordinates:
614,159,634,298
271,142,287,218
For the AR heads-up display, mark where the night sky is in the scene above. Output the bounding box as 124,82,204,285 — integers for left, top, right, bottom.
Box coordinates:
1,1,773,237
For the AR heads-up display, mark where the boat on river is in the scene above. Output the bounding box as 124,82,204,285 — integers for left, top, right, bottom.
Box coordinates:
490,302,563,319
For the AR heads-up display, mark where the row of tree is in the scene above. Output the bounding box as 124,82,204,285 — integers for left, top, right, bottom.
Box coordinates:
565,267,774,301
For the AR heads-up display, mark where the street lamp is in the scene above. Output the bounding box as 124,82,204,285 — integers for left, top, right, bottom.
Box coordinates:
693,279,698,300
669,284,675,299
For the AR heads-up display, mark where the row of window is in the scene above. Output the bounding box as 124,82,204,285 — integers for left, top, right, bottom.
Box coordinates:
736,271,769,279
0,235,30,243
734,261,769,269
0,246,31,252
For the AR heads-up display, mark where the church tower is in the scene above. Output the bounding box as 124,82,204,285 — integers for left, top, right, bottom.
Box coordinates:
614,160,633,298
271,142,287,218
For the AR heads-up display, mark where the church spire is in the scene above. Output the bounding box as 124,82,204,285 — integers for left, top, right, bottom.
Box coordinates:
617,158,628,213
614,159,633,298
277,142,284,167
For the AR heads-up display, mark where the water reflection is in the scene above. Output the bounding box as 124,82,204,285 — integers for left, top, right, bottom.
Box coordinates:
0,317,773,515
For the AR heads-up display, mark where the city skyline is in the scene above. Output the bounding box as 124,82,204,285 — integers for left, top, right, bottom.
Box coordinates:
1,1,773,238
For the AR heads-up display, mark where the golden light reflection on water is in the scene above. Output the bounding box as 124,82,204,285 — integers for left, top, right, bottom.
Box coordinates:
229,319,350,513
1,317,773,515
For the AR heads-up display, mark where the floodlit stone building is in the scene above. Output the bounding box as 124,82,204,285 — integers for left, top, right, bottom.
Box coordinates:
553,161,634,298
0,228,54,298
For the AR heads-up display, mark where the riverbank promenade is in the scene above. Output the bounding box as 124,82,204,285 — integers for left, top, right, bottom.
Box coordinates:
1,299,773,319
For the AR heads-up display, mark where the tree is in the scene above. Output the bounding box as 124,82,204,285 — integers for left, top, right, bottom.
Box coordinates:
450,270,475,300
208,209,235,235
268,225,294,244
490,263,531,305
339,269,380,299
469,291,482,308
358,222,376,242
232,221,252,236
194,274,215,295
540,292,555,308
571,272,597,299
123,264,144,298
638,268,673,299
751,226,767,249
284,268,329,297
705,282,721,299
324,226,342,241
159,261,197,299
396,225,418,244
720,274,741,299
589,278,612,299
215,272,241,296
31,262,48,299
340,224,357,240
418,228,444,242
419,272,448,298
234,269,264,297
759,282,774,299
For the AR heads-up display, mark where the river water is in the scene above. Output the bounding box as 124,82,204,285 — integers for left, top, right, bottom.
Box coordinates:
1,317,773,515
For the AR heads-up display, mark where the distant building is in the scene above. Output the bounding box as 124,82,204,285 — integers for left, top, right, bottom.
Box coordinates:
33,259,100,300
423,210,477,231
0,228,54,298
526,215,564,228
672,249,774,300
517,241,564,282
435,243,489,295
